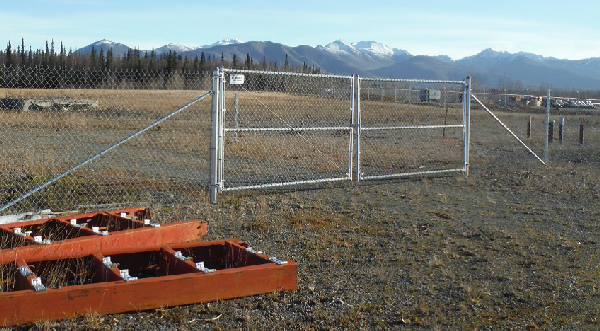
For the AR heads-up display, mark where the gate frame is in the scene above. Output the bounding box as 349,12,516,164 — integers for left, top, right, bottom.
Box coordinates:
210,68,471,202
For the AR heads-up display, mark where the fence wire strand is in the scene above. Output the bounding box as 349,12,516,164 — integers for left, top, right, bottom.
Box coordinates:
471,93,546,165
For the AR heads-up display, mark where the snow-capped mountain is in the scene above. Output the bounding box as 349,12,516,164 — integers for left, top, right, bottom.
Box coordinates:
317,40,408,58
75,39,130,56
154,43,194,55
201,38,243,49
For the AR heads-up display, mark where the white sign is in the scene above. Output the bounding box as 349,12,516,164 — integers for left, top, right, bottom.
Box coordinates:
230,74,245,85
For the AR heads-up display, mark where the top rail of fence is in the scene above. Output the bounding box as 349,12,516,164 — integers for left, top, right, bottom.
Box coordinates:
222,68,352,80
360,77,466,85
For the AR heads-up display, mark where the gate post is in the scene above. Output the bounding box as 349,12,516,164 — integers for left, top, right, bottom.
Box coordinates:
349,76,355,181
353,75,361,181
210,68,220,203
218,67,225,193
463,76,471,176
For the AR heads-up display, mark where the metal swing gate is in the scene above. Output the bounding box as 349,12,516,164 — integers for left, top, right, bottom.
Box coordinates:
210,68,470,202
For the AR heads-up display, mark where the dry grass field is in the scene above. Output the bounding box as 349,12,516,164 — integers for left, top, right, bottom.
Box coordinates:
0,87,598,330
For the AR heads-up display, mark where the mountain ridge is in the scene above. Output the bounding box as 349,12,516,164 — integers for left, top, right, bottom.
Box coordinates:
74,39,600,89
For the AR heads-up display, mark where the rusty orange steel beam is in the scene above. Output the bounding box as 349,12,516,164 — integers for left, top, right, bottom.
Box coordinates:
0,208,207,263
0,239,298,327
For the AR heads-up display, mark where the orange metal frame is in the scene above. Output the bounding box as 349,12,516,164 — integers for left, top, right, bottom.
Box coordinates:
0,208,207,263
0,239,298,327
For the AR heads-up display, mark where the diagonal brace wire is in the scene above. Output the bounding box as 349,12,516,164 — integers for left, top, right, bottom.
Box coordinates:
0,92,212,213
471,93,546,165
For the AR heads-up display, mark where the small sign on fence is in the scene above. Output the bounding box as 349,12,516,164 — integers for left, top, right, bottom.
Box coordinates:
230,74,245,85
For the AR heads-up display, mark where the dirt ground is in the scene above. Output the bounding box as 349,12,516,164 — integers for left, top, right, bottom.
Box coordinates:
3,109,597,330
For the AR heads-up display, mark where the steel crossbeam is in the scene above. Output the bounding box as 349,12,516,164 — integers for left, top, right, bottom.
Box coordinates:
0,208,207,263
0,239,297,326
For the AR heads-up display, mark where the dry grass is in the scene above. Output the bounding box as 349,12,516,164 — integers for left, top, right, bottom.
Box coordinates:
0,87,598,329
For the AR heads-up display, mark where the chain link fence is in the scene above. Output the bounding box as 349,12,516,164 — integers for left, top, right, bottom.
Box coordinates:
210,69,470,201
1,65,473,209
217,69,355,191
469,88,599,167
358,78,467,179
0,65,212,216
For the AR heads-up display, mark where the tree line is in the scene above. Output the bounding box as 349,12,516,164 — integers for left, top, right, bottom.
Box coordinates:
0,39,323,91
0,38,321,74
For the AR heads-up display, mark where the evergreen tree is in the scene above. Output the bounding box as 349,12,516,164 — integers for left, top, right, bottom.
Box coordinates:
200,51,206,68
232,53,238,69
284,54,289,71
5,41,12,66
106,48,113,69
90,46,97,66
245,53,252,69
21,38,26,64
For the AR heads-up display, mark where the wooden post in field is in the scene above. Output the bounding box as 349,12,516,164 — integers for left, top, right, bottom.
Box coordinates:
443,105,449,138
548,120,555,143
558,118,564,144
527,115,531,139
579,117,585,145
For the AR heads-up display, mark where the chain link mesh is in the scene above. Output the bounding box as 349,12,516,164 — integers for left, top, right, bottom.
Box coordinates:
359,78,466,179
0,65,211,215
220,70,354,190
469,89,599,166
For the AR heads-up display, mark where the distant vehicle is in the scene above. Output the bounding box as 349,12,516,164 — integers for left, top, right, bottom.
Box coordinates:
550,99,564,108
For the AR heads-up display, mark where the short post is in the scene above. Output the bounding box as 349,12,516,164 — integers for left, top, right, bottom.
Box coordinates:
548,120,554,143
443,104,449,138
381,86,384,102
558,118,564,144
527,115,531,139
579,117,585,145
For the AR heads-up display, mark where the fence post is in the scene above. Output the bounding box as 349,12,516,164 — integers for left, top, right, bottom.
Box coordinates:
218,67,225,192
354,75,361,181
548,120,554,143
527,115,531,139
349,76,355,181
234,92,238,142
209,68,220,203
558,118,564,144
579,117,585,145
544,89,550,164
463,76,471,176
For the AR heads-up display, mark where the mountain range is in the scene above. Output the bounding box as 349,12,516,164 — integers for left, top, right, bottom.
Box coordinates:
75,39,600,89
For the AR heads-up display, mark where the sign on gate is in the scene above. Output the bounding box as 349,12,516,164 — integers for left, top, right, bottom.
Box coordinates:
230,74,245,85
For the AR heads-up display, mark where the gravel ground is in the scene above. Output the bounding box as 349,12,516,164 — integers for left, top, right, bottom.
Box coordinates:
2,106,599,330
4,138,597,331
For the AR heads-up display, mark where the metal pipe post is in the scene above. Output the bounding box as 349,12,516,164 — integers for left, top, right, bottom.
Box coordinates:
354,75,361,181
348,76,355,180
234,92,239,142
463,76,471,176
210,68,220,203
218,67,225,192
544,89,550,165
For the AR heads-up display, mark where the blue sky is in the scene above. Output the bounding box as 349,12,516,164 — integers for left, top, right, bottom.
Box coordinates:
2,0,598,60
